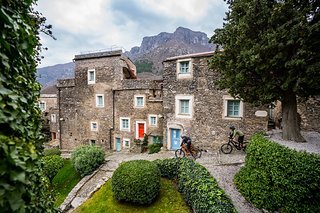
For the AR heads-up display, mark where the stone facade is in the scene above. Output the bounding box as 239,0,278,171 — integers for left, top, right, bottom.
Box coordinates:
52,49,319,153
113,79,163,151
162,52,268,150
39,88,59,144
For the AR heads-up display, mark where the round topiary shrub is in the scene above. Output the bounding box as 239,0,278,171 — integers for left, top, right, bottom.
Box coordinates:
112,160,161,205
42,155,64,181
71,145,105,177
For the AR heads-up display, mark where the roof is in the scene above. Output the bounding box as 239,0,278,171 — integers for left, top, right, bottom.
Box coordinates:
74,50,122,61
40,85,57,94
163,51,214,62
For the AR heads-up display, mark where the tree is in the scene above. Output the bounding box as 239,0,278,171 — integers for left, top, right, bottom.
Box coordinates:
210,0,320,141
0,0,56,211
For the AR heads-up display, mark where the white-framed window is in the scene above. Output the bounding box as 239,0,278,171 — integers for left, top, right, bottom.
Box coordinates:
96,94,104,107
123,138,130,149
88,69,96,84
120,117,130,132
39,101,46,111
149,115,157,127
50,114,57,123
177,58,193,79
91,122,98,131
223,95,244,120
175,95,193,118
134,95,145,108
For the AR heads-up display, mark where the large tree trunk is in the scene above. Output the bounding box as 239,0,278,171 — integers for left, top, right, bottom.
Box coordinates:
281,91,305,142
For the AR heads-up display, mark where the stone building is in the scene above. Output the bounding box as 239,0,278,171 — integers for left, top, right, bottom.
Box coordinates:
56,50,163,151
162,52,268,150
53,50,276,152
39,85,59,144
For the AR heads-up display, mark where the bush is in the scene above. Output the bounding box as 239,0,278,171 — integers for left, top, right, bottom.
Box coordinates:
234,134,320,212
44,147,61,156
42,155,64,181
71,145,105,177
148,143,163,154
154,158,236,212
178,158,236,213
153,158,180,179
112,160,161,205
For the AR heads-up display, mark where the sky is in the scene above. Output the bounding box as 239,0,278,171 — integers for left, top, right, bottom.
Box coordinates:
36,0,228,68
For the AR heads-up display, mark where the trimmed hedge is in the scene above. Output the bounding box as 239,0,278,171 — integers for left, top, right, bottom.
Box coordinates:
43,147,61,156
42,155,64,181
112,160,161,205
154,158,236,212
234,134,320,212
71,145,105,177
154,158,181,179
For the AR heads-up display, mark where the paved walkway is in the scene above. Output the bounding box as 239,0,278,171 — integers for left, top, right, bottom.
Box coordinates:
60,149,260,213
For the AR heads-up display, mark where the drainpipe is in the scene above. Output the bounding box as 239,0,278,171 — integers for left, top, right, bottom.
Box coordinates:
58,88,62,149
109,90,115,150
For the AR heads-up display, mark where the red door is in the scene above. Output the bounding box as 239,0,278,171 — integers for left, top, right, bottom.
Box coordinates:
138,123,145,138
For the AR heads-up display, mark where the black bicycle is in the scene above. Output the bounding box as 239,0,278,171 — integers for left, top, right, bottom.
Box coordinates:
220,137,248,154
175,144,202,159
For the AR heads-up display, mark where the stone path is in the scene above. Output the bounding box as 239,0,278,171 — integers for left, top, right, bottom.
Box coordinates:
59,149,261,213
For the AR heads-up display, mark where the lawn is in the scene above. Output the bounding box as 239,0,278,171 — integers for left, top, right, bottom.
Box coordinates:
75,178,191,213
52,159,81,207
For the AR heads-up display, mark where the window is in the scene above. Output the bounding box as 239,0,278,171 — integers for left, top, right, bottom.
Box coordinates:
96,94,104,107
123,138,130,148
120,117,130,131
90,140,96,145
223,95,243,119
39,101,46,111
227,100,240,117
134,95,145,108
179,61,190,73
175,95,193,118
180,100,190,114
88,69,95,84
91,122,98,131
177,58,193,79
149,115,157,126
50,114,56,123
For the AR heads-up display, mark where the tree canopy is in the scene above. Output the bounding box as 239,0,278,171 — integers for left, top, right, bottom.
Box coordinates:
210,0,320,141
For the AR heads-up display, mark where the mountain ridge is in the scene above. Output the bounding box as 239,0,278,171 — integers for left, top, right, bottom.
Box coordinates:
37,27,214,88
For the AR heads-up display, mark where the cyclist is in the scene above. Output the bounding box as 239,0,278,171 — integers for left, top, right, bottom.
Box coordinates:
181,135,192,154
229,125,245,148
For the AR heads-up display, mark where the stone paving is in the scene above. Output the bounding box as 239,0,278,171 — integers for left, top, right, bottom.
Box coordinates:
59,149,260,213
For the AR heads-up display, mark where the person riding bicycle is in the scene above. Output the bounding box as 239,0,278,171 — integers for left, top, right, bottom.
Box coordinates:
181,136,192,154
229,125,245,148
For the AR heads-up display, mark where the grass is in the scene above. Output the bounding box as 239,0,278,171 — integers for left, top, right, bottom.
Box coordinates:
52,159,81,207
75,178,191,213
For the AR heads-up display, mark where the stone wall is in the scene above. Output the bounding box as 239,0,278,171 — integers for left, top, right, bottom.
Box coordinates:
162,54,268,150
298,96,320,132
57,52,131,151
113,80,163,152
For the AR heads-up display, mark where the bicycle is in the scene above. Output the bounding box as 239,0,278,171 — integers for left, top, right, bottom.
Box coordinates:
220,137,248,154
175,144,202,159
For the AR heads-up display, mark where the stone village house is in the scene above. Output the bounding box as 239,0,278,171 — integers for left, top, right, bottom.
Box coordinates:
42,50,319,152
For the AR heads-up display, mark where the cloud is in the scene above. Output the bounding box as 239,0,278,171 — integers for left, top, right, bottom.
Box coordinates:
36,0,228,67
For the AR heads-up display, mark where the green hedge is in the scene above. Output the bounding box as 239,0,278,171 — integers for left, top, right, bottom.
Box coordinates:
234,134,320,212
154,158,236,212
71,145,105,177
112,160,161,205
43,147,61,156
148,143,163,154
42,155,64,181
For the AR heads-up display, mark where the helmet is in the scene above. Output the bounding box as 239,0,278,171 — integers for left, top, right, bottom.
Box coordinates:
229,125,235,130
